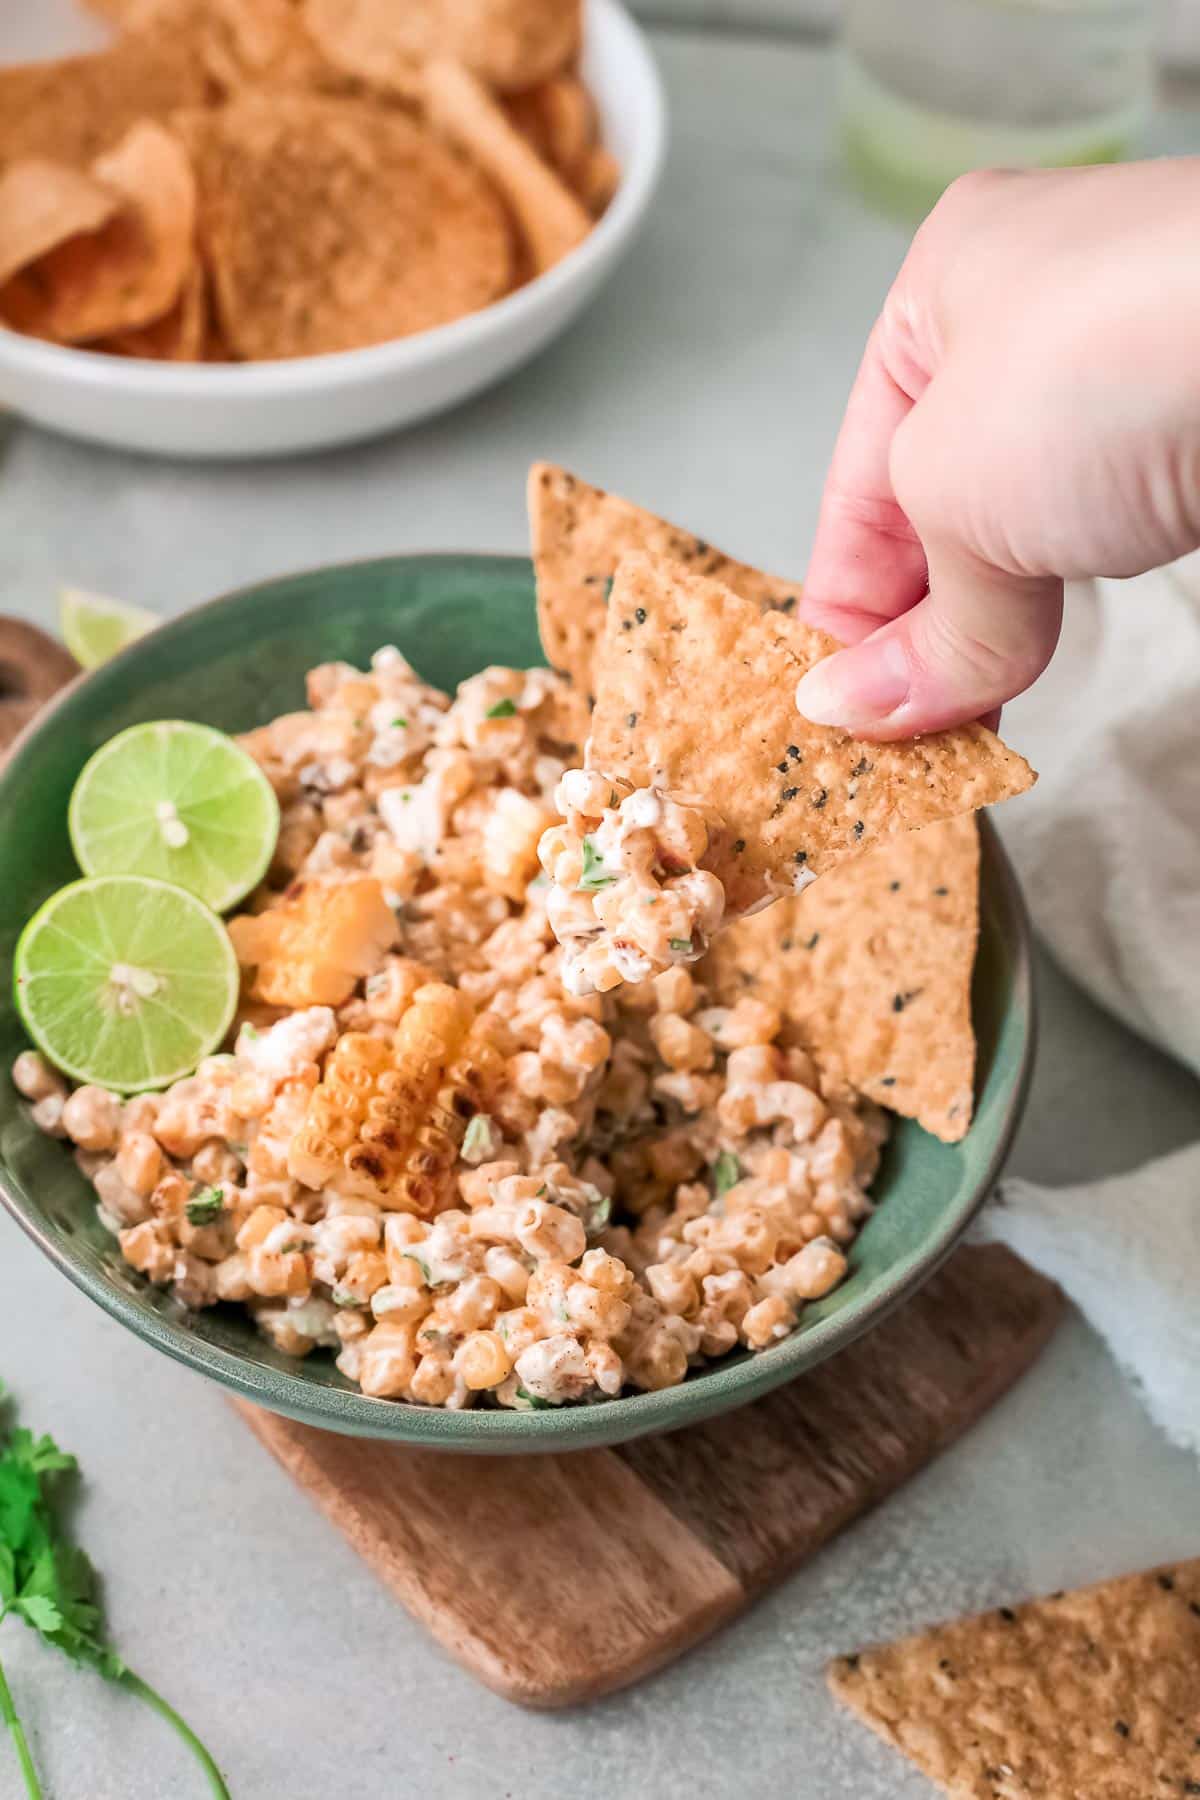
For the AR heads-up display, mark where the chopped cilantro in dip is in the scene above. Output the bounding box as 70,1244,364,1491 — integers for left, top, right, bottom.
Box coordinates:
578,836,616,891
713,1152,741,1197
485,698,517,719
185,1186,224,1226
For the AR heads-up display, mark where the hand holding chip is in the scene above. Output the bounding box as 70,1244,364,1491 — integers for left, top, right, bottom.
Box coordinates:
796,160,1200,739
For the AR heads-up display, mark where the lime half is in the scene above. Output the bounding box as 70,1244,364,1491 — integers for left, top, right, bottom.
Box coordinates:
60,586,158,669
69,720,279,913
14,876,239,1092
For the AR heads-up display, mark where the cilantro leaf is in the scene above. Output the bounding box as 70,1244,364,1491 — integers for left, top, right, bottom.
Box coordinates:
577,836,616,891
713,1151,741,1197
485,697,517,719
186,1186,224,1226
15,1597,61,1636
0,1382,230,1799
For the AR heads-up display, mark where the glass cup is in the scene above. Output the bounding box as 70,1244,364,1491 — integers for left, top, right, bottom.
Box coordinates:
840,0,1156,218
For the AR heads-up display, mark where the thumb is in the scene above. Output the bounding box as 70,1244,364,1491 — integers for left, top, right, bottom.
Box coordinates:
794,542,1063,738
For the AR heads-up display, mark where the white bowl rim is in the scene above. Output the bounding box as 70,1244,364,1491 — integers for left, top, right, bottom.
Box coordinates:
0,0,666,398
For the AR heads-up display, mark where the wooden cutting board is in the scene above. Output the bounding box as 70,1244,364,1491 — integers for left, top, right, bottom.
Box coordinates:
2,620,1063,1710
237,1243,1062,1708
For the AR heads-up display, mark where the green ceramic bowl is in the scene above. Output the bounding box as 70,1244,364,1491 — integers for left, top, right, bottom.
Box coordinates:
0,557,1035,1453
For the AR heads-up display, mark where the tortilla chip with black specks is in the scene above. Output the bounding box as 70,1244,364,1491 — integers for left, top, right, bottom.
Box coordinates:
528,462,803,700
828,1559,1200,1799
588,552,1035,900
704,815,980,1142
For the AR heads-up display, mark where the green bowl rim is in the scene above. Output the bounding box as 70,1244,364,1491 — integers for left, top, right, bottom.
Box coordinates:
0,555,1037,1450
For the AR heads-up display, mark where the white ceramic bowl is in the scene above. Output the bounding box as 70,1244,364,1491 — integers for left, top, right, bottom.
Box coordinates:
0,0,665,459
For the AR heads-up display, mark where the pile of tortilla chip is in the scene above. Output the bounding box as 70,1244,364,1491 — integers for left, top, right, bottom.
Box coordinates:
0,0,617,362
528,464,1037,1144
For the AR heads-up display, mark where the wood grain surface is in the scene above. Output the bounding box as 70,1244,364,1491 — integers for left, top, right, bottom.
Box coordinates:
1,622,1061,1710
239,1245,1063,1708
0,618,78,751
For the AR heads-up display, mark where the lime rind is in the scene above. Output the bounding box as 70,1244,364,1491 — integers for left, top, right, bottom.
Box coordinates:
59,587,158,669
68,720,279,914
14,875,239,1093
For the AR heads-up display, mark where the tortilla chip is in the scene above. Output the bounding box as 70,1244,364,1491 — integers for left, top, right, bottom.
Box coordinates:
117,0,342,96
575,145,620,217
505,74,596,181
704,817,980,1141
828,1559,1200,1799
183,94,511,359
302,0,581,98
0,35,209,173
528,463,803,699
424,59,591,278
0,160,120,292
1,121,196,344
588,553,1035,901
104,262,208,360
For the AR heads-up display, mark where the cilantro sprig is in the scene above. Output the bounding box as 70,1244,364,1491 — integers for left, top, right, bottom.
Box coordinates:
0,1382,229,1799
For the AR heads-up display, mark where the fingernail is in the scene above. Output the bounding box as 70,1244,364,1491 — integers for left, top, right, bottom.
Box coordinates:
794,635,910,728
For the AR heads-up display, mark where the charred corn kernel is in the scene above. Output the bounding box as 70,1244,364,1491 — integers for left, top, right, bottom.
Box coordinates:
334,1249,389,1304
741,1295,795,1348
564,1283,630,1339
456,1329,512,1390
578,1248,634,1296
649,1014,714,1073
228,874,396,1007
440,1274,501,1333
12,1051,65,1103
514,1199,586,1264
358,1321,417,1398
370,1279,432,1325
237,1204,288,1252
212,1252,254,1303
94,1161,150,1227
247,1245,310,1298
116,1132,163,1199
118,1221,174,1283
61,1085,122,1152
409,1352,456,1406
785,1237,848,1300
585,1341,624,1396
495,1306,541,1358
483,1244,530,1304
645,1262,698,1317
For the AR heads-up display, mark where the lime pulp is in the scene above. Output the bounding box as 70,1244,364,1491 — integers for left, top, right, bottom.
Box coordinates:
14,876,240,1092
69,720,279,914
60,587,158,669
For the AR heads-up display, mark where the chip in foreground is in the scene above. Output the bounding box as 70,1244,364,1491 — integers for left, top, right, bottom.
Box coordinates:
828,1558,1200,1797
14,875,239,1092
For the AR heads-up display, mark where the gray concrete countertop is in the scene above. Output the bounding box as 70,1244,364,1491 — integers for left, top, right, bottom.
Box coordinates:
1,22,1199,1800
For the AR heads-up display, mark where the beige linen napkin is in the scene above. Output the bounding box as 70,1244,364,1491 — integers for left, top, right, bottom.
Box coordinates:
974,553,1200,1455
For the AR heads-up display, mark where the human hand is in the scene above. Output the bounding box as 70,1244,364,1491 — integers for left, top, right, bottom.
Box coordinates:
795,160,1200,738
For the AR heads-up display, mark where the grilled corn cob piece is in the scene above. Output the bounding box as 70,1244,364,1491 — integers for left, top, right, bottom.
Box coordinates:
390,1008,513,1216
287,983,476,1208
